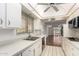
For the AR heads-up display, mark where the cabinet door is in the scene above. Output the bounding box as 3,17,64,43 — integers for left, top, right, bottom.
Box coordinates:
62,38,73,56
0,3,5,28
35,39,42,56
72,46,79,56
6,3,21,28
35,44,42,56
22,46,35,56
35,44,40,56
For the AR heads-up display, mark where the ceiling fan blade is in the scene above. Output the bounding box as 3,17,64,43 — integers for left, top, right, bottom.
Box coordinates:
52,6,59,12
44,7,50,12
37,3,49,5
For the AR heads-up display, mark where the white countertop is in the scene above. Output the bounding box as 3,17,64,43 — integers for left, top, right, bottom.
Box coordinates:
0,39,35,56
0,35,46,56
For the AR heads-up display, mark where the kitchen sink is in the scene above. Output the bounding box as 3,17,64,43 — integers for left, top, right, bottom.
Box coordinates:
24,37,39,41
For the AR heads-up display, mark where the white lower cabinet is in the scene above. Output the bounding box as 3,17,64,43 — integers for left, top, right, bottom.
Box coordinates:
71,46,79,56
22,39,42,56
62,38,73,56
62,38,79,56
22,45,35,56
34,39,42,56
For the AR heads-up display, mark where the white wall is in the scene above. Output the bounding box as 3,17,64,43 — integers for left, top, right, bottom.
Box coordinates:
0,29,16,46
63,24,75,37
46,26,53,35
0,29,16,41
34,18,45,35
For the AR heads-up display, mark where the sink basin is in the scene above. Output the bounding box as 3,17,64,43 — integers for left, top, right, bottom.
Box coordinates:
24,37,39,41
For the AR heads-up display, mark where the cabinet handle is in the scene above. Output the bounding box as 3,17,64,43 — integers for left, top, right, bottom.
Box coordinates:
8,20,10,25
0,18,3,25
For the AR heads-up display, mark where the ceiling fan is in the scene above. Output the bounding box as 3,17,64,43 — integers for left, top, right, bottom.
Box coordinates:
37,3,61,12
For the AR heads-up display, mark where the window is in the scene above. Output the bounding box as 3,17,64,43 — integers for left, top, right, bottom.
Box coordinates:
16,12,34,34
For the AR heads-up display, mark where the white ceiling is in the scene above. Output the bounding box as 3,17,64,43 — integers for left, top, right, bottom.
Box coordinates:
29,3,74,19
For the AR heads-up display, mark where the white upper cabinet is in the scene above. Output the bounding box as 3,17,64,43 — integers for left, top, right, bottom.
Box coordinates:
0,3,6,28
0,3,22,28
6,3,21,28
